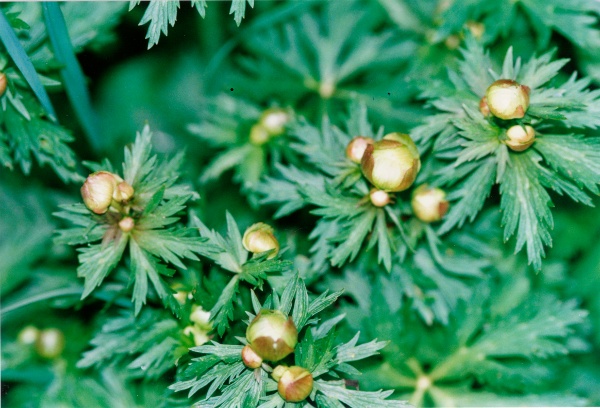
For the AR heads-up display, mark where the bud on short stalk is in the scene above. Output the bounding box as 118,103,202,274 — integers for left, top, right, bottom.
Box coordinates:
241,345,263,369
119,216,135,232
0,72,7,97
276,366,314,403
35,328,65,359
246,310,298,362
259,108,290,136
242,223,279,259
369,189,391,207
361,132,420,192
346,136,374,164
505,125,535,152
411,185,449,223
485,79,530,120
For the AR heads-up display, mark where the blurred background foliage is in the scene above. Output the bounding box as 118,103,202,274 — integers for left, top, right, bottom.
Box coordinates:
2,0,600,406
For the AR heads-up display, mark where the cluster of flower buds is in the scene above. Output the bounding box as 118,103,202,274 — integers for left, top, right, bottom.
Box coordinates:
183,305,212,347
80,171,134,216
411,185,449,223
272,365,314,402
18,325,65,359
360,132,421,192
250,107,291,146
242,222,280,259
0,72,7,97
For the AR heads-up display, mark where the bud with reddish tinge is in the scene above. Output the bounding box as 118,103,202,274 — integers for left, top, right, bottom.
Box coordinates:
485,79,530,120
246,310,298,362
0,72,7,97
35,328,65,359
276,366,314,403
479,96,490,117
505,125,535,152
346,136,374,163
119,217,135,232
242,223,279,259
369,189,391,207
259,108,290,136
242,345,263,369
411,185,449,223
114,181,134,202
81,171,120,214
361,132,420,192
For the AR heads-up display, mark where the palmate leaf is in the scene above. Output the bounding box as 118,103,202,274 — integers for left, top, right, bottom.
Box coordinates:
314,381,406,408
229,0,254,26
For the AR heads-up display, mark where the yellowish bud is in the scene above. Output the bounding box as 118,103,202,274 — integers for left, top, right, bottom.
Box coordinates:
369,189,391,207
346,136,374,164
486,79,530,120
118,216,135,232
242,345,263,369
242,223,279,259
183,325,210,347
246,310,298,362
259,108,290,136
277,366,314,402
18,325,40,345
505,125,535,152
81,171,120,214
35,328,65,359
411,185,449,223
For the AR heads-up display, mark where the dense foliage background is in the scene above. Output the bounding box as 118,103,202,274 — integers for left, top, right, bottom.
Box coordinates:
2,1,600,407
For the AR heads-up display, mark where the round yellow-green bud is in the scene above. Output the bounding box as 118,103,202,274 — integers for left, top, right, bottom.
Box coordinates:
246,310,298,362
346,136,374,164
35,328,65,359
505,125,535,152
18,325,40,345
242,223,280,259
276,366,314,403
183,325,210,347
411,185,449,223
485,79,530,120
81,171,120,214
249,124,271,146
259,108,290,136
369,189,391,207
190,305,212,330
118,216,135,232
361,133,420,192
0,72,7,97
241,345,263,369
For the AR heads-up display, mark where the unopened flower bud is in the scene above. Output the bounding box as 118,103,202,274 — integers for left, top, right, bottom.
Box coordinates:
242,345,263,369
81,171,120,214
411,185,449,223
479,96,490,117
485,79,530,120
35,328,65,359
361,133,420,192
0,72,7,97
242,223,279,259
259,108,290,136
190,305,212,330
346,136,374,163
250,124,271,146
505,125,535,152
114,181,134,202
183,325,210,347
369,189,391,207
118,216,135,232
173,290,188,305
246,310,298,362
277,366,314,402
18,325,40,345
272,365,288,382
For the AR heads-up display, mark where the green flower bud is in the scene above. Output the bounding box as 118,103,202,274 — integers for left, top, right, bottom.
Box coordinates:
411,185,449,223
250,124,271,146
485,79,530,120
246,310,298,362
118,216,135,232
361,133,420,192
369,189,391,207
35,328,65,359
242,223,280,259
259,108,290,136
18,325,40,345
505,125,535,152
0,72,7,97
346,136,374,164
277,366,314,403
81,171,120,214
241,345,263,369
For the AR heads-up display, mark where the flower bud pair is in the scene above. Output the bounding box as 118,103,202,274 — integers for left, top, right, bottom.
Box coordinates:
360,133,420,192
18,326,65,359
242,223,280,259
81,171,134,214
250,108,290,145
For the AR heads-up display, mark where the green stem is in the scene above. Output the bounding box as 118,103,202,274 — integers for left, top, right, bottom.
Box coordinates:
429,346,473,381
1,287,82,314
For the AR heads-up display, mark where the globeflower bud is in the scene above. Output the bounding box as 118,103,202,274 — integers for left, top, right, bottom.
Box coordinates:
259,108,290,136
277,366,314,402
411,185,449,223
242,223,279,259
369,189,391,207
249,124,271,146
0,72,7,97
114,181,134,202
189,305,212,330
346,136,374,163
485,79,530,120
35,328,65,359
183,325,210,346
118,216,135,232
479,96,490,117
505,125,535,152
241,345,263,369
246,310,298,362
81,171,120,214
18,325,40,345
361,133,420,192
